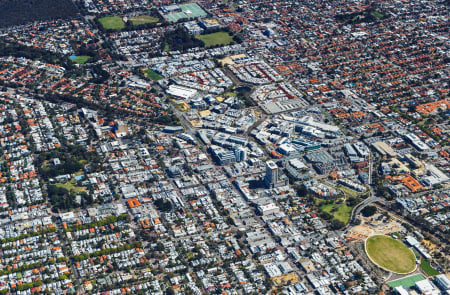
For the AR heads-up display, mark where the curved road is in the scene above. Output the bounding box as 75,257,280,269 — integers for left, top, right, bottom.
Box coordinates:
345,195,383,230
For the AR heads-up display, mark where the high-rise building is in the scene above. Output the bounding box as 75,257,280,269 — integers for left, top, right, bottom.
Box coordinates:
265,160,288,188
265,160,279,186
234,147,247,162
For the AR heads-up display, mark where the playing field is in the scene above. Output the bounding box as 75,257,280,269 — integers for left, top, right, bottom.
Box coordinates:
99,16,125,30
54,179,87,194
143,69,163,81
387,274,426,288
70,56,90,64
129,15,159,26
366,235,416,274
370,10,385,19
181,3,207,17
163,3,207,22
195,32,234,47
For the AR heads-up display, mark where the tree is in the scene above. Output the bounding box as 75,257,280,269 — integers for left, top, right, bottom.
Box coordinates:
346,197,359,207
331,219,345,230
154,199,172,212
161,27,204,52
361,205,377,217
294,184,308,197
320,211,332,220
354,271,363,281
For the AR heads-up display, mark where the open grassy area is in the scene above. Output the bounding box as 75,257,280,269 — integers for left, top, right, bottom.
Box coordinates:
420,259,439,276
195,32,234,47
163,43,170,52
99,16,125,30
366,235,416,274
370,10,385,19
320,201,353,224
143,69,163,81
173,101,190,111
54,179,86,194
70,56,90,64
129,15,159,26
223,91,237,98
337,185,361,197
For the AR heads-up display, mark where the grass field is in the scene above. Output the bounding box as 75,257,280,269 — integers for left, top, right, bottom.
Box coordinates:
317,198,354,224
173,101,190,111
387,274,426,288
370,10,385,19
70,56,90,64
223,91,237,98
321,202,353,224
163,43,170,52
337,185,361,197
420,259,439,276
129,15,159,26
55,180,86,194
195,32,234,47
99,16,125,30
366,235,416,274
143,69,163,80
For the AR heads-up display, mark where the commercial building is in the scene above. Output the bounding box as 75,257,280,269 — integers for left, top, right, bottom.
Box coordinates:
264,160,288,188
404,133,430,151
257,202,280,216
265,160,279,187
167,85,198,100
435,274,450,291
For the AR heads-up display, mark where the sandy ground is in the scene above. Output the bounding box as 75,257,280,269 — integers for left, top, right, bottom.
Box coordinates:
346,214,403,241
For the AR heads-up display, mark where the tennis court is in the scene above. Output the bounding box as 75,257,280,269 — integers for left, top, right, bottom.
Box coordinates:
181,3,207,17
163,3,207,22
164,12,186,22
387,274,426,289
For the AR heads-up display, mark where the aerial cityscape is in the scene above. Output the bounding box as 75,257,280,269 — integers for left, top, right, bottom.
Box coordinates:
0,0,448,294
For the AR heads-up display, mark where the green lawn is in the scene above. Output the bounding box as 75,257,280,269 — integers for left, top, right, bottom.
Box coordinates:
195,32,234,47
337,185,361,197
320,203,335,212
71,56,90,64
317,197,354,224
366,235,416,274
185,251,195,260
163,43,170,52
412,248,421,259
371,11,384,19
224,91,237,98
333,204,353,223
99,16,125,30
129,15,159,26
420,259,439,276
55,179,86,194
143,69,163,81
173,101,190,111
320,202,353,224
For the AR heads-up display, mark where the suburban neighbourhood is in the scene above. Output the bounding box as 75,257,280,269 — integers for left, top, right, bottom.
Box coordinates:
0,0,448,294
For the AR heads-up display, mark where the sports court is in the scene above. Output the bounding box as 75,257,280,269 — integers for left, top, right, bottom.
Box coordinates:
163,3,207,22
387,274,426,289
